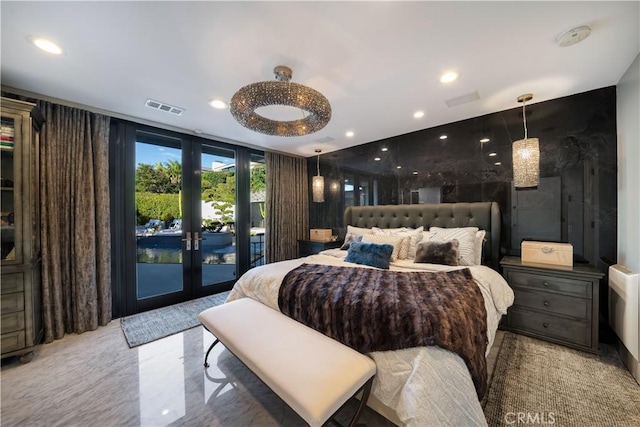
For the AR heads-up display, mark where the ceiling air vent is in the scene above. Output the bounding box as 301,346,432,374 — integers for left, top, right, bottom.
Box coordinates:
445,91,480,108
145,99,184,116
314,136,334,144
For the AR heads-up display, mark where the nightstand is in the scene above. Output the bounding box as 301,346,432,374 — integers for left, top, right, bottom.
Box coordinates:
500,256,604,353
298,240,342,257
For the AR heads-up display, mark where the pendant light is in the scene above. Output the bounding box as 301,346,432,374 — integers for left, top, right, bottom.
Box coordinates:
512,93,540,189
312,149,325,203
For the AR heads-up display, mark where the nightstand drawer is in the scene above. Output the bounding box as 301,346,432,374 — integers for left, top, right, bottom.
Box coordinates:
513,288,589,320
1,311,25,334
1,292,24,314
507,271,591,298
507,308,591,348
1,273,24,294
1,331,26,354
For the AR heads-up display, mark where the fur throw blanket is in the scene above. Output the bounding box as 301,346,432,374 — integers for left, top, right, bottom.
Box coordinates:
278,263,489,398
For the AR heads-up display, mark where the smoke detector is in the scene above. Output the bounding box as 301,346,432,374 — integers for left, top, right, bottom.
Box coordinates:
556,25,591,47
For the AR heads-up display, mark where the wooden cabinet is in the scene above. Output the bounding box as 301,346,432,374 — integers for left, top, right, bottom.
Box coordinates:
1,98,44,362
500,256,603,353
298,239,342,257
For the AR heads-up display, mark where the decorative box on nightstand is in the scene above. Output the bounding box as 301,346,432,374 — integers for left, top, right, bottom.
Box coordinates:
500,256,604,353
298,239,342,257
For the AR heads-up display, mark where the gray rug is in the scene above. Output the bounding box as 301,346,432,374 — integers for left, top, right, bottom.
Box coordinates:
120,291,230,347
483,332,640,426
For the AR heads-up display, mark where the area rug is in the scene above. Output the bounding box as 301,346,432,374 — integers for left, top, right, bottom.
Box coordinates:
483,332,640,426
120,291,230,348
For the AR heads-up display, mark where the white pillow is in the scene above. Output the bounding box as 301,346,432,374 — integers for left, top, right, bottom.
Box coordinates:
373,226,424,259
361,234,406,261
428,227,478,266
475,230,486,265
347,225,374,235
342,225,375,250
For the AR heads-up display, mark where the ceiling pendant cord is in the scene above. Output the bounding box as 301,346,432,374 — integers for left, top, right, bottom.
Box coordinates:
316,149,321,176
522,98,528,140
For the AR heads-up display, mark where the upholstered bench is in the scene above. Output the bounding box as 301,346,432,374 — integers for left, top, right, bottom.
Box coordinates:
198,297,377,427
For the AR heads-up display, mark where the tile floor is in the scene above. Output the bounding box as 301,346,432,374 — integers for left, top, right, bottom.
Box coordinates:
1,320,504,427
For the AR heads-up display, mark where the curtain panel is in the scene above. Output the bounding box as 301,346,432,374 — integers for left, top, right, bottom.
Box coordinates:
38,101,111,343
265,152,309,263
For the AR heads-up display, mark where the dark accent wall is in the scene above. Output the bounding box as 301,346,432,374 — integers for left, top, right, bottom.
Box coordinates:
308,86,617,269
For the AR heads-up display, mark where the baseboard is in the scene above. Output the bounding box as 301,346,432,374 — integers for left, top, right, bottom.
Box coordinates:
615,337,640,386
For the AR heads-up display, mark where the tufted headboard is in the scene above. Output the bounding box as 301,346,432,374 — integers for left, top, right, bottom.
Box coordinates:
343,202,501,269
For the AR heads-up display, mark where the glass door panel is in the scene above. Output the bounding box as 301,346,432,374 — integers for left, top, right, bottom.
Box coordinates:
135,139,184,300
0,116,18,263
200,145,236,289
249,153,266,268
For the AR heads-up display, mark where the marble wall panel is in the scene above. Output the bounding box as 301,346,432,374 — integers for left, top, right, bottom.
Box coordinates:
308,86,617,265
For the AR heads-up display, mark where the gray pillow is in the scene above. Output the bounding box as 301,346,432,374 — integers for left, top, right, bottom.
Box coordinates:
414,240,460,266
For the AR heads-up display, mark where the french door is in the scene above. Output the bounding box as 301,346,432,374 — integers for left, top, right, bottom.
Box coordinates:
128,130,240,314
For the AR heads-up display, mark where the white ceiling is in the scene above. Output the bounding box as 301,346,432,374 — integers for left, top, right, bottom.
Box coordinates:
1,1,638,157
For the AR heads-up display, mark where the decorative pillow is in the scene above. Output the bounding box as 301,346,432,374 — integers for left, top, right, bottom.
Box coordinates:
340,233,363,250
361,233,405,262
371,227,407,233
372,226,424,259
414,240,460,266
428,227,478,266
344,241,394,269
475,230,486,265
347,225,374,236
342,225,373,250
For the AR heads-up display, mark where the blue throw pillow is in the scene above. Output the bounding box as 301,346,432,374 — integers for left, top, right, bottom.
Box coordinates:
344,241,394,269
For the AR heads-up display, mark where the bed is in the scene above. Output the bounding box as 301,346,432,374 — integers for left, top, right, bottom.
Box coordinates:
226,202,514,426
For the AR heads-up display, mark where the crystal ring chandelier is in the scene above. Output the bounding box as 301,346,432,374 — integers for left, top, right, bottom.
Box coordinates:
230,66,332,137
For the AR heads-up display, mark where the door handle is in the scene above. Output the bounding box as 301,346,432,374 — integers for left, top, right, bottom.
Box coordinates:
194,232,203,251
182,232,192,251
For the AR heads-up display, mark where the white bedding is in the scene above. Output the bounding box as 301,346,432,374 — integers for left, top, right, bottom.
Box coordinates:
226,251,514,426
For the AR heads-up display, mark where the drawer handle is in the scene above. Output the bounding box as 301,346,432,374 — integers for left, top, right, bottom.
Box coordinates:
543,322,549,328
541,246,554,254
543,301,550,307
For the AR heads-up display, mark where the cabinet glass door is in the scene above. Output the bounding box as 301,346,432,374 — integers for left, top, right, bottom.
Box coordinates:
1,115,20,264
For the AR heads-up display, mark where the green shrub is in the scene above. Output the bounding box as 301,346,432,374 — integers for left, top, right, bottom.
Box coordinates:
135,192,180,225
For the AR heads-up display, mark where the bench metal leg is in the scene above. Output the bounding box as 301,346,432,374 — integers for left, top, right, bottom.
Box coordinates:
204,338,219,368
347,376,374,427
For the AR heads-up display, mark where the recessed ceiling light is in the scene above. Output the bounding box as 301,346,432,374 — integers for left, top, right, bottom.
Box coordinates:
27,36,64,55
495,162,502,166
489,152,497,157
440,71,458,84
414,111,425,119
209,99,227,109
346,131,354,138
374,157,381,161
396,165,402,169
480,138,490,143
381,147,388,152
413,170,418,175
439,135,448,140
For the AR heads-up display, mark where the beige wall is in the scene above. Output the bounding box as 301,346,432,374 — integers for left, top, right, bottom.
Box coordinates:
616,53,639,382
